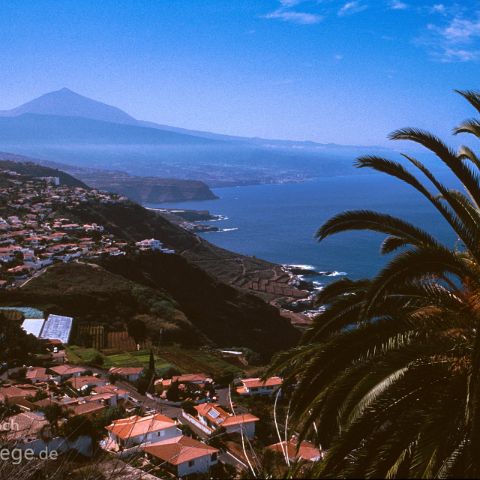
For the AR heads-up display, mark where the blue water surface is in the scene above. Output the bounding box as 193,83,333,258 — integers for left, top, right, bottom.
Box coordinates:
149,172,458,282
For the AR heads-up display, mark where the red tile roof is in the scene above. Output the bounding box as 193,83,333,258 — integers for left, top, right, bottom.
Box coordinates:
93,385,129,397
222,413,260,427
144,435,218,466
194,403,259,428
109,367,143,376
49,364,86,376
69,401,106,417
241,376,283,389
26,367,49,381
68,376,106,390
266,439,323,462
106,414,176,440
172,373,210,384
4,412,49,441
0,384,38,401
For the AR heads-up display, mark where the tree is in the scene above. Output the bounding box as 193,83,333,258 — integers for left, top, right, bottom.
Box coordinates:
63,415,96,441
181,400,196,416
0,312,42,363
89,353,104,367
127,318,147,344
166,380,181,402
269,90,480,478
145,349,156,394
148,348,155,373
41,404,65,435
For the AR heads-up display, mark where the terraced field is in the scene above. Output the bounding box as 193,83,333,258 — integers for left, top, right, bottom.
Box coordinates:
66,345,243,378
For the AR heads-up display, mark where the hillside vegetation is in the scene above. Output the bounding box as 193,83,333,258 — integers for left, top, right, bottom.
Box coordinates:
101,252,299,356
0,155,87,187
3,261,204,346
67,199,302,303
2,254,299,357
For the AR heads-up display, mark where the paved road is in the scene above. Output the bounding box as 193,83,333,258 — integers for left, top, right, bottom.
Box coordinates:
86,366,182,418
18,265,49,288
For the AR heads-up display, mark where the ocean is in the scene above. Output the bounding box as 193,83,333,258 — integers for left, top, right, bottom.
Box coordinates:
148,172,457,287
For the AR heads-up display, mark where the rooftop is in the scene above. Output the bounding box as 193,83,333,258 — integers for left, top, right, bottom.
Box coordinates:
241,376,283,389
266,438,323,462
144,435,218,466
106,414,176,440
194,403,259,427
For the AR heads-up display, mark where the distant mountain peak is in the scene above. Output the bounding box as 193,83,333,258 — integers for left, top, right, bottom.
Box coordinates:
0,88,137,125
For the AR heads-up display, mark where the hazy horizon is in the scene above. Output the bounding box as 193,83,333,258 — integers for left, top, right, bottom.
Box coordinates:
1,1,480,146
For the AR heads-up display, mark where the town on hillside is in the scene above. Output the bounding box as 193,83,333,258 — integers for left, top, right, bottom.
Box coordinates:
0,309,322,478
0,168,174,288
0,169,323,478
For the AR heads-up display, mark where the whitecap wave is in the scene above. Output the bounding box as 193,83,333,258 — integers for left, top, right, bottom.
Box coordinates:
324,271,347,277
284,264,316,270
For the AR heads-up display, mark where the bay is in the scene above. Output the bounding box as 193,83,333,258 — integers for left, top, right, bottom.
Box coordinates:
149,172,457,284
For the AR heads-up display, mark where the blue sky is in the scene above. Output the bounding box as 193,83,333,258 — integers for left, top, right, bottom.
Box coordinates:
1,0,480,145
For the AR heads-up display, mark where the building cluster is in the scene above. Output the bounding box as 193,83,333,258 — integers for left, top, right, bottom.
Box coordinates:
0,171,323,477
0,170,174,287
0,341,323,477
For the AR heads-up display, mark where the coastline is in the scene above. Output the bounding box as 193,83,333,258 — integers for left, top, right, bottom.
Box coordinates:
148,205,332,325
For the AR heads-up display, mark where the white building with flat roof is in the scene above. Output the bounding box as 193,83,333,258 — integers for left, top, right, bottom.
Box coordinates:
21,318,45,337
39,314,73,344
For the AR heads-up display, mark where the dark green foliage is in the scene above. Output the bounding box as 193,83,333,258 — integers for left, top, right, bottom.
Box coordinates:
148,349,155,373
0,312,43,363
166,381,180,402
0,402,20,418
26,389,48,402
0,157,87,187
92,406,125,433
63,415,96,441
181,400,196,416
90,353,104,367
127,317,147,344
214,369,237,387
269,90,480,478
135,371,152,396
41,404,65,434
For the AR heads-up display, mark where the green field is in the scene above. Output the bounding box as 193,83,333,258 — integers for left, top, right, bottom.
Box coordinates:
156,346,243,378
66,345,242,378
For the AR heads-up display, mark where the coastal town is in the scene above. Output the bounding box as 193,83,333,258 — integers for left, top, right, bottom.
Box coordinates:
0,168,174,288
0,315,322,478
0,167,324,478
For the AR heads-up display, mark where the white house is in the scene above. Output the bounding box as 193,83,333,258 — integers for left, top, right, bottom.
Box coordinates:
92,385,129,407
193,403,259,439
49,364,87,383
144,435,218,476
236,376,283,396
106,414,181,449
108,366,144,383
135,238,162,251
67,375,107,392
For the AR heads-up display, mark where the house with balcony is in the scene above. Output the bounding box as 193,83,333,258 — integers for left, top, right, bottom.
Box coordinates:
105,414,181,450
190,402,259,439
